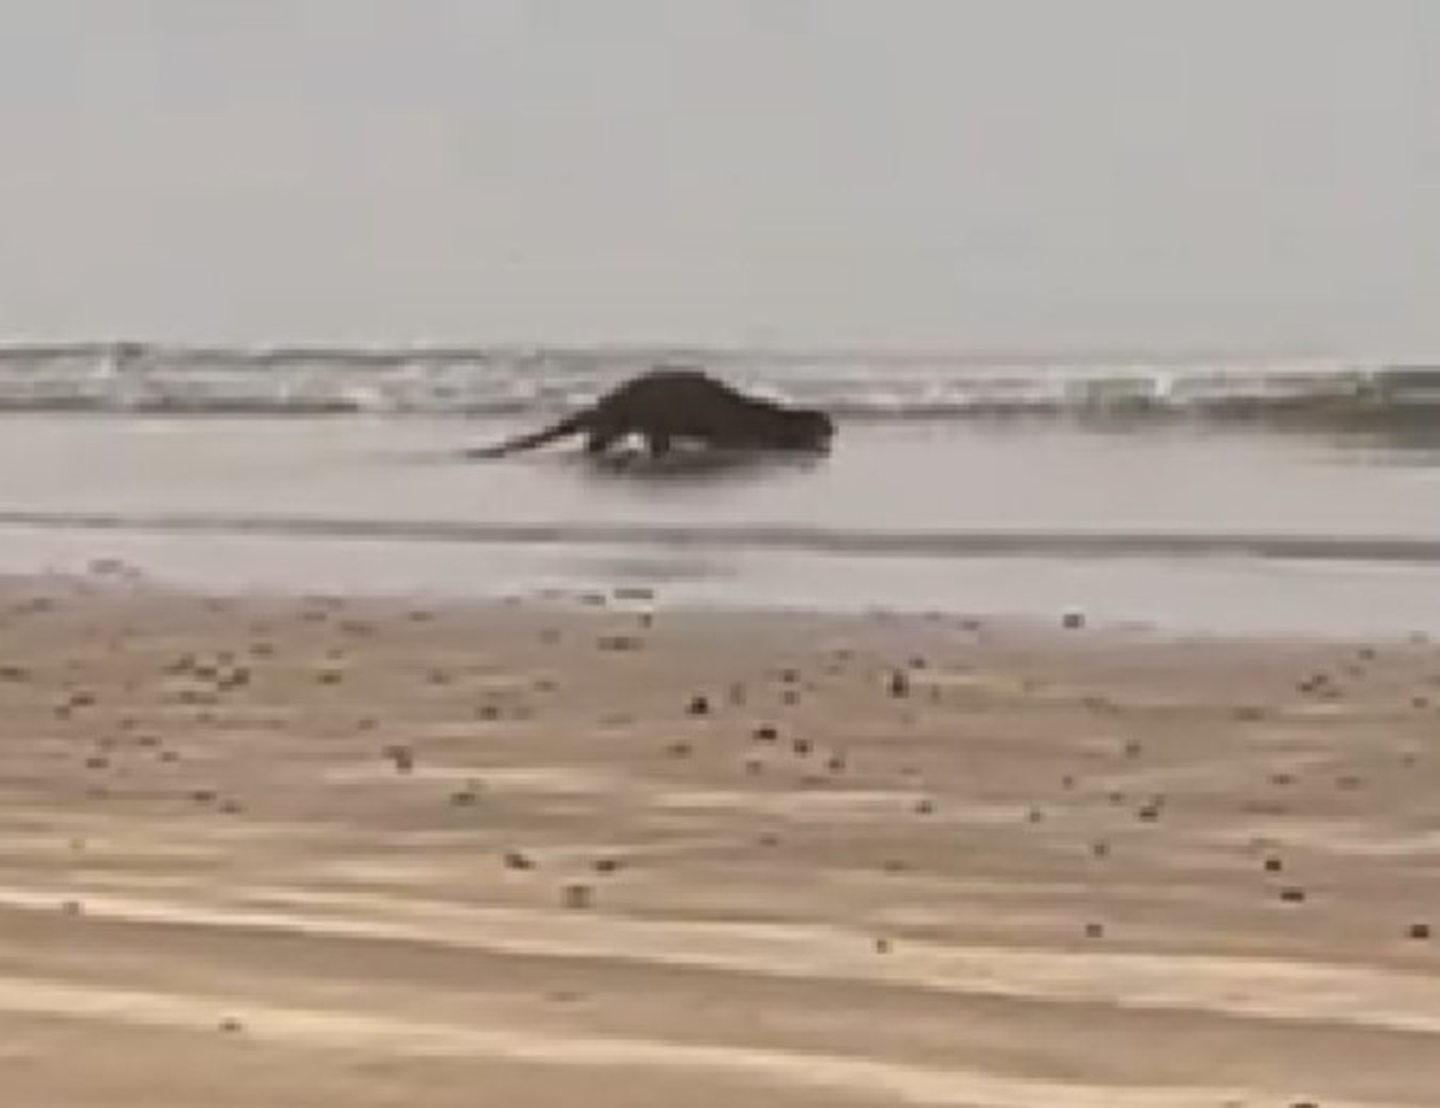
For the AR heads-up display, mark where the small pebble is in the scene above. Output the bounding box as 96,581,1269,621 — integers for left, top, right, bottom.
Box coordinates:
562,883,593,910
384,745,415,772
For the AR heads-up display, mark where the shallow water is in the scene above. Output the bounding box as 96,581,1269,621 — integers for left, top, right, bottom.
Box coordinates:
3,412,1439,636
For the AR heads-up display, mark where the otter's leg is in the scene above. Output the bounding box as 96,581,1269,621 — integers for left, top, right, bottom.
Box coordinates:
645,430,673,458
585,423,622,454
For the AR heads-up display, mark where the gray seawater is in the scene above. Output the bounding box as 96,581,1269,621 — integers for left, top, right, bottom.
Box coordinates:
3,350,1440,638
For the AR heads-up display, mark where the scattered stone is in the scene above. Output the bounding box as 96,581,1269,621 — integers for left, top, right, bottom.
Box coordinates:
502,850,535,871
1084,922,1105,939
1279,886,1308,904
218,1017,243,1034
1407,922,1431,941
593,857,622,874
874,937,891,954
384,745,415,773
686,695,711,717
914,798,934,815
887,670,910,698
753,724,778,742
1061,609,1086,630
562,883,593,910
1263,857,1284,873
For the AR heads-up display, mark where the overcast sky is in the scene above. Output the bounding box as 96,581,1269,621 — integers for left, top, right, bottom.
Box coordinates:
0,0,1432,352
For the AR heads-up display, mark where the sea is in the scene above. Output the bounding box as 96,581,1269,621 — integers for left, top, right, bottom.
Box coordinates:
3,343,1439,637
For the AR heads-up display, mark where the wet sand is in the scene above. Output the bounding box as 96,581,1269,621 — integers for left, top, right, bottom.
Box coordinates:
0,575,1437,1106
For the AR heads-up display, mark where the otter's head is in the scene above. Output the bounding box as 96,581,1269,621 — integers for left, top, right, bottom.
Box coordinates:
778,407,835,450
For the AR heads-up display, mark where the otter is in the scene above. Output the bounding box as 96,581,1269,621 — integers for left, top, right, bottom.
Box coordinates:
465,368,834,459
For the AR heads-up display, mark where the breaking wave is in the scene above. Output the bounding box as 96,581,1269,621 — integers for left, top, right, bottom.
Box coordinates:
0,343,1437,424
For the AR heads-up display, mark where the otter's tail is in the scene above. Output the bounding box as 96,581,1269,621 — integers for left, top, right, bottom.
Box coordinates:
463,411,589,459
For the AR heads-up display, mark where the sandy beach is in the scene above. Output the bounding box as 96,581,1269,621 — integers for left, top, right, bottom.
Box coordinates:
0,574,1434,1106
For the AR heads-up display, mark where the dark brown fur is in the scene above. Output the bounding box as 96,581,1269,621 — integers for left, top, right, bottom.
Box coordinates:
466,369,835,459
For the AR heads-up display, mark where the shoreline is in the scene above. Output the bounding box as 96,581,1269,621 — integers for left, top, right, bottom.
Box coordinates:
0,575,1436,1105
7,526,1440,642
